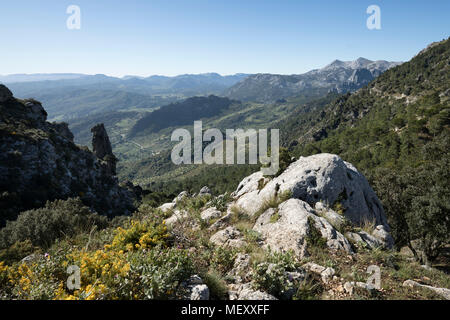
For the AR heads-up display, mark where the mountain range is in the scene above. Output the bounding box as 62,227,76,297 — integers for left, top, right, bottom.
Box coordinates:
225,58,401,102
3,73,250,121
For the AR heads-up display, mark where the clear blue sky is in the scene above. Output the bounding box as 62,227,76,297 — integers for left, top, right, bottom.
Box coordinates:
0,0,448,77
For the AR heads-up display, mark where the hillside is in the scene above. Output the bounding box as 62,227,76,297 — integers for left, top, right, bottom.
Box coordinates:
1,152,449,301
6,73,250,121
129,95,237,137
226,58,400,102
279,38,449,263
0,85,136,226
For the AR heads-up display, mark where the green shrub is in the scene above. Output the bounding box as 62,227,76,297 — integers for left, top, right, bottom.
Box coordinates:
0,239,40,265
202,271,228,300
306,216,327,249
251,249,301,299
0,198,108,249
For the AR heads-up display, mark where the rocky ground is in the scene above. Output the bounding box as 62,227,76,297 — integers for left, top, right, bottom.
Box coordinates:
154,154,450,300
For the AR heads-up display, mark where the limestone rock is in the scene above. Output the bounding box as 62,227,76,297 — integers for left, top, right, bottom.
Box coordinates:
91,123,117,175
210,226,246,248
165,210,189,226
403,280,450,300
0,86,135,224
228,283,277,300
174,191,189,203
315,202,346,230
209,212,231,232
200,207,222,222
253,199,353,257
345,231,385,250
158,202,176,213
235,153,389,230
229,253,251,283
181,275,210,300
303,262,335,284
190,285,210,300
371,225,394,249
199,186,212,196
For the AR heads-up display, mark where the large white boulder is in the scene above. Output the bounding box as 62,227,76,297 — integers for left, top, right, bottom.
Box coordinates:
235,153,389,229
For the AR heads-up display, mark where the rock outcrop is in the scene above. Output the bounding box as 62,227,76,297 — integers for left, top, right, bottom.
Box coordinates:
91,123,117,176
0,85,135,225
0,85,13,103
235,153,389,228
231,153,393,255
253,199,353,257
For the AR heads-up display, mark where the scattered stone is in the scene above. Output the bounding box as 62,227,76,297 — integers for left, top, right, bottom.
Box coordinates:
345,231,384,250
158,202,176,213
181,275,210,300
165,210,189,226
200,207,222,223
303,263,335,284
403,280,450,300
344,281,354,295
199,186,212,196
228,283,277,300
190,285,210,300
210,226,246,248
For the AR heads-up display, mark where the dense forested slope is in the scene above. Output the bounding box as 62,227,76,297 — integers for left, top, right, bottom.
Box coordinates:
281,38,449,262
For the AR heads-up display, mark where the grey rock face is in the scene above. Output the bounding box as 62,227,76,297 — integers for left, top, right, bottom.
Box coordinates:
403,280,450,300
346,231,384,250
190,285,210,300
371,225,394,249
253,199,353,257
0,84,13,103
200,207,222,222
228,283,277,300
181,275,210,300
210,226,246,248
91,123,117,176
0,86,135,224
199,186,212,196
52,122,74,142
174,191,189,203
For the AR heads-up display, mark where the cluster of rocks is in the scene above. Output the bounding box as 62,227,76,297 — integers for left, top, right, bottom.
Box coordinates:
160,153,398,300
0,85,136,224
157,186,214,227
226,153,393,257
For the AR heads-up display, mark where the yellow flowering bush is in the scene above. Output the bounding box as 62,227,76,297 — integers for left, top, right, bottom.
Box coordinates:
0,217,195,300
53,249,131,300
110,219,170,251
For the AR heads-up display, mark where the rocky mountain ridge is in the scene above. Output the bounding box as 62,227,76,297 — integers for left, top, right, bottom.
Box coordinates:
0,84,135,225
226,58,401,102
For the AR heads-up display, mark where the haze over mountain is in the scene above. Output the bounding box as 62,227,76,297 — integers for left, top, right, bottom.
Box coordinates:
226,58,402,102
3,73,250,121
